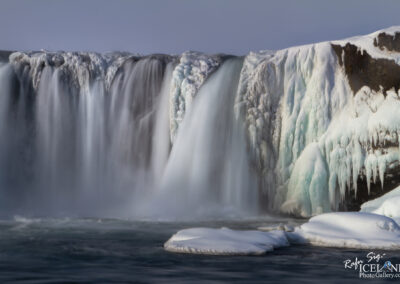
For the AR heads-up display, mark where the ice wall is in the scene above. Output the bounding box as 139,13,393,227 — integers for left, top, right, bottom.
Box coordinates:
238,26,400,216
237,42,351,214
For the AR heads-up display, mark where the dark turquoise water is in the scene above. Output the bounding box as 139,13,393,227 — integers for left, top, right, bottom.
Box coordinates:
0,217,398,283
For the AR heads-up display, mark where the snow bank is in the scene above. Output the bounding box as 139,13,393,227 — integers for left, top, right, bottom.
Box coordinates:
164,227,289,255
374,197,400,219
289,212,400,249
361,186,400,218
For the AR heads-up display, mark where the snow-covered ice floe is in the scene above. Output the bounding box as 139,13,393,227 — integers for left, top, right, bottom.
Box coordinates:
165,212,400,255
288,212,400,250
164,227,289,255
360,185,400,219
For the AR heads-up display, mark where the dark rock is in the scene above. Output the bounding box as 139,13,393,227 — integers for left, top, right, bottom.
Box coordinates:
332,43,400,95
343,163,400,211
373,32,400,52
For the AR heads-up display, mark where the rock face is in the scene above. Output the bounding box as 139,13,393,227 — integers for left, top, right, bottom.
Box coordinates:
329,32,400,211
332,43,400,94
1,27,400,218
374,32,400,52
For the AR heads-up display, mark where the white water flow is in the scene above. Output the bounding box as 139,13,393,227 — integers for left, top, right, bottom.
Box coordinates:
0,55,259,219
151,63,173,183
144,58,258,219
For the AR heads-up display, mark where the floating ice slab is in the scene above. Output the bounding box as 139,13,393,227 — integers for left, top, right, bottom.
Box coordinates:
164,227,289,255
289,212,400,249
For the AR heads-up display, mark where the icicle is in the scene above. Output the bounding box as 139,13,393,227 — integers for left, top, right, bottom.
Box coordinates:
378,155,386,190
365,155,372,195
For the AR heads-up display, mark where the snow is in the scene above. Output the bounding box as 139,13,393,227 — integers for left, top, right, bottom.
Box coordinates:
332,26,400,63
164,227,289,255
361,186,400,218
289,212,400,249
374,197,400,219
165,212,400,255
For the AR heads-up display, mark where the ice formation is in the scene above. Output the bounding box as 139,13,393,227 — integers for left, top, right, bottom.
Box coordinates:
237,26,400,216
164,227,289,255
288,212,400,249
280,143,330,217
169,51,221,140
1,27,400,218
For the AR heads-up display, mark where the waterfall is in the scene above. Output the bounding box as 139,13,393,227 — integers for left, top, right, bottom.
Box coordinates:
0,53,258,219
1,27,399,219
143,58,258,219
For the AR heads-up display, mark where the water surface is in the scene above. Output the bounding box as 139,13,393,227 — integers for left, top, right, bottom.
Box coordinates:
0,217,397,283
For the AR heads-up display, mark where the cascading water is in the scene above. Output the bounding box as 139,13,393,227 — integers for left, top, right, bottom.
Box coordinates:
0,53,258,219
144,58,258,218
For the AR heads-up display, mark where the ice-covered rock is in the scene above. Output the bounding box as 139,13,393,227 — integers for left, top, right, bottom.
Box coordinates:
9,51,109,93
289,212,400,249
237,26,400,216
169,51,222,141
237,41,352,212
164,227,289,255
